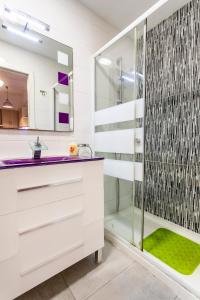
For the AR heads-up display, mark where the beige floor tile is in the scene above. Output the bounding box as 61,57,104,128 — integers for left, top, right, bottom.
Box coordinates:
15,289,41,300
86,263,178,300
15,241,183,300
15,274,75,300
62,241,134,300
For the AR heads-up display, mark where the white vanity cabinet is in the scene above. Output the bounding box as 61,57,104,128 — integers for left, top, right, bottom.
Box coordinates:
0,159,104,299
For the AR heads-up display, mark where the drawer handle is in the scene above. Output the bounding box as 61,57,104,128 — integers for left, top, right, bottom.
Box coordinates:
17,177,83,192
20,240,84,276
19,209,83,235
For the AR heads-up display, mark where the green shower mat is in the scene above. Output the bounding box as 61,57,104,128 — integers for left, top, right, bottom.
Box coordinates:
143,228,200,275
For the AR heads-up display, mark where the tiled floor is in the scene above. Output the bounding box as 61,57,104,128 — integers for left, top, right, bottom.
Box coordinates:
16,241,182,300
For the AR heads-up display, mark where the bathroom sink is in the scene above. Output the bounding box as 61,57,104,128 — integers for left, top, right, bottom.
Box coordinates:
2,156,73,165
0,156,103,169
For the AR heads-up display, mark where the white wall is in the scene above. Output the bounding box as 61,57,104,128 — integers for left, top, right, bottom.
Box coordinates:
0,0,117,159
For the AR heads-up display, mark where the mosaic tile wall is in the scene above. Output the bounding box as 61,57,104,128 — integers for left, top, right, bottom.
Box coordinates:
136,0,200,233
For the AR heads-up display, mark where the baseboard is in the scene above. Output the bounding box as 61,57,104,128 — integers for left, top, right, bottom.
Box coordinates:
105,229,198,300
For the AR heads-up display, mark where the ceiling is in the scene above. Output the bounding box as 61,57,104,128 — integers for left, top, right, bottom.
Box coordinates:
79,0,158,29
79,0,191,30
0,68,27,93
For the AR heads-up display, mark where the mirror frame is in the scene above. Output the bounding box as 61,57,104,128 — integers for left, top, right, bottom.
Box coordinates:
0,30,74,133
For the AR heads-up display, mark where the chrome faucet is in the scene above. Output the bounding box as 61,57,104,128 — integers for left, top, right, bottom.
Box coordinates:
35,136,41,147
78,144,93,158
33,136,42,159
29,136,48,159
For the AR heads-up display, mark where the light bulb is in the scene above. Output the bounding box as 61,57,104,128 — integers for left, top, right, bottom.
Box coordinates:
0,80,4,87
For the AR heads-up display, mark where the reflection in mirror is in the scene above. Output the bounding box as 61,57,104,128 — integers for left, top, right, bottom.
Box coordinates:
0,68,28,129
0,19,73,132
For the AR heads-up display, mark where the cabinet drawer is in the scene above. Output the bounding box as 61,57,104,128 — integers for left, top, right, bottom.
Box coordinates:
17,195,83,234
17,178,83,211
19,208,84,276
16,164,84,211
15,163,82,187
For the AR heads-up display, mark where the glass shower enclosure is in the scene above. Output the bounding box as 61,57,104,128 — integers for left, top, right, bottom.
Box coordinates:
94,1,200,298
94,21,146,249
94,0,200,298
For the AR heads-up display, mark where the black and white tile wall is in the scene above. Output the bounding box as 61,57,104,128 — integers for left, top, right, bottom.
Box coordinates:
137,0,200,233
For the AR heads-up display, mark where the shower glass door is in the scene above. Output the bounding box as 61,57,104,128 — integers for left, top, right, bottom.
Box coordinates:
94,21,146,249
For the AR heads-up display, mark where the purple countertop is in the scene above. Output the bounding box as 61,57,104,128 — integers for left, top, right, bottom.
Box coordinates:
0,156,104,170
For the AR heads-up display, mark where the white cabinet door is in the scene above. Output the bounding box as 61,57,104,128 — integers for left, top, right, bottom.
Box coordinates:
82,161,104,225
0,214,19,262
0,170,17,215
0,170,18,262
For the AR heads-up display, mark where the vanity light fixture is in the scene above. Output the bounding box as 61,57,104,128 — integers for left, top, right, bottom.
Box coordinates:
2,86,14,109
98,57,112,66
4,5,50,32
0,80,4,87
2,24,42,43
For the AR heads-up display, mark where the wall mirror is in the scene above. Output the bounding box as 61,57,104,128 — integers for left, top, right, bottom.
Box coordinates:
0,19,73,132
